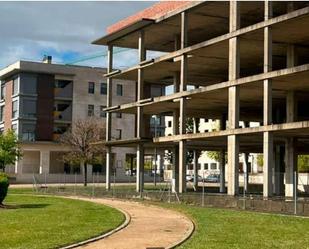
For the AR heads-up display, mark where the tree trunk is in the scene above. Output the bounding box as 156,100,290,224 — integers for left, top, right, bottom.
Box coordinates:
84,162,87,187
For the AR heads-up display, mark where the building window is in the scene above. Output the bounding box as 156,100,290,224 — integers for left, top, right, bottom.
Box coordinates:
22,123,36,141
168,120,172,127
12,77,18,95
198,163,202,170
116,113,122,118
100,106,106,118
100,83,107,95
1,84,5,100
0,105,3,122
20,73,37,94
11,124,17,134
23,99,36,118
210,163,217,170
204,163,208,170
87,105,94,116
88,82,95,94
115,129,122,140
12,100,18,118
116,84,123,96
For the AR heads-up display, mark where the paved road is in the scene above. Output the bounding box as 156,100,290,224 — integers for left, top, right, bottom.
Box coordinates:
73,197,194,249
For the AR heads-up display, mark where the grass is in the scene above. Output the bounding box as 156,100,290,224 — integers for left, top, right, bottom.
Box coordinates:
158,203,309,249
1,194,124,249
7,188,309,249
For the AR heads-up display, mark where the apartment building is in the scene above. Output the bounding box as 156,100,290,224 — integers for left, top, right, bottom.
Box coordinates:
165,117,260,176
94,1,309,198
0,58,135,183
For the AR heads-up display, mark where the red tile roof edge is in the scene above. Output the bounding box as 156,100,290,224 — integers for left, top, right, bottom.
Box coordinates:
107,1,192,35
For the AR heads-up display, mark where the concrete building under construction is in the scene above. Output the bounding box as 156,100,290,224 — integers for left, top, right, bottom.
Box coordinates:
94,1,309,198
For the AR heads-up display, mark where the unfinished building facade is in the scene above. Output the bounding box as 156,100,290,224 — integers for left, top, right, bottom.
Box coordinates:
94,1,309,198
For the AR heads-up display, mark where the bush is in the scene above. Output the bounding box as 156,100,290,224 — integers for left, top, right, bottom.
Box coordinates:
0,173,9,204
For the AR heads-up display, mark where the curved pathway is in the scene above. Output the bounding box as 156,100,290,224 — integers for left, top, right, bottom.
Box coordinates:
72,197,194,249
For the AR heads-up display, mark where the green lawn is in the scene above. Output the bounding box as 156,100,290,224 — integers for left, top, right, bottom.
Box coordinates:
160,203,309,249
1,194,124,249
7,188,309,249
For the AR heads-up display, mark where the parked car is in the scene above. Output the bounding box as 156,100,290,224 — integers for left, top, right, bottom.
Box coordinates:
204,174,220,183
186,175,194,182
186,175,203,182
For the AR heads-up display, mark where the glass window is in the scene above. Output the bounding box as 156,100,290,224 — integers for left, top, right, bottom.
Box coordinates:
1,84,5,100
12,77,18,95
88,105,94,116
211,163,217,170
11,124,17,134
115,129,122,140
22,123,36,141
100,83,107,95
168,121,172,127
116,113,122,118
20,73,37,94
204,163,208,170
23,99,36,118
0,105,3,122
198,163,202,170
100,106,106,118
88,82,95,94
12,100,18,118
116,84,123,96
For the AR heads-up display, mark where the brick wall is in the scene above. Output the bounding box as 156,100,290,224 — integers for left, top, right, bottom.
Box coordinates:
4,80,12,131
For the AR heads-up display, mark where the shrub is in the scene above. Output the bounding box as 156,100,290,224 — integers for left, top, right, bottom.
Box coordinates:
0,173,9,204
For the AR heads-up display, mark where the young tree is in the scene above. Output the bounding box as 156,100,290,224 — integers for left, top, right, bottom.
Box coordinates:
59,118,106,186
0,130,22,171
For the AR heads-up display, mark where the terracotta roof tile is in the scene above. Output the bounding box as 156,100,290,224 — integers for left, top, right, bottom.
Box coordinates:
107,1,191,34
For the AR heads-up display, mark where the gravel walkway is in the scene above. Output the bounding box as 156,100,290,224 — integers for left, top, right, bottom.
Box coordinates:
73,197,194,249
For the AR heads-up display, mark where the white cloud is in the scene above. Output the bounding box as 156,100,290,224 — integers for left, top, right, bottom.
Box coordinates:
0,1,155,68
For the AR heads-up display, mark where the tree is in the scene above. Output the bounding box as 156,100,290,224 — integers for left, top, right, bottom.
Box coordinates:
59,118,106,186
0,130,22,171
298,155,309,172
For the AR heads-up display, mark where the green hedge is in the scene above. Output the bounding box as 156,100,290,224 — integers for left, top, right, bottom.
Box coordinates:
0,173,9,204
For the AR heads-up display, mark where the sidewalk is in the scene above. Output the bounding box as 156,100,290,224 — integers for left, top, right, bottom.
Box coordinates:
72,197,194,249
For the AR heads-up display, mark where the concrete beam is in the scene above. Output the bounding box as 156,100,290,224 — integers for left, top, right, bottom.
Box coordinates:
107,63,309,115
154,120,309,143
109,7,309,80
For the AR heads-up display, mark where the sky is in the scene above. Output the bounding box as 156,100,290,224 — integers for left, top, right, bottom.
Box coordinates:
0,1,156,69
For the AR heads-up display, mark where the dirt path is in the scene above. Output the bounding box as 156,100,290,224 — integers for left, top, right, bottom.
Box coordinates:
73,197,194,249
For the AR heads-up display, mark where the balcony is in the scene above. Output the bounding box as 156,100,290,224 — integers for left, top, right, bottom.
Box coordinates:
54,103,72,122
54,80,73,99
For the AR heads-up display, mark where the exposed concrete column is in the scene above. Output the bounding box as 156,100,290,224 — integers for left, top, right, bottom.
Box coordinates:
179,140,186,193
227,0,240,196
173,72,180,135
136,144,144,193
172,145,179,193
178,11,188,193
193,150,199,189
285,138,297,197
263,1,274,198
39,150,50,174
285,42,298,198
136,30,146,193
106,44,113,190
219,114,227,193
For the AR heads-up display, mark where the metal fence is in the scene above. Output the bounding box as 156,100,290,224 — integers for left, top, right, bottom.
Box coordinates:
27,170,309,216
